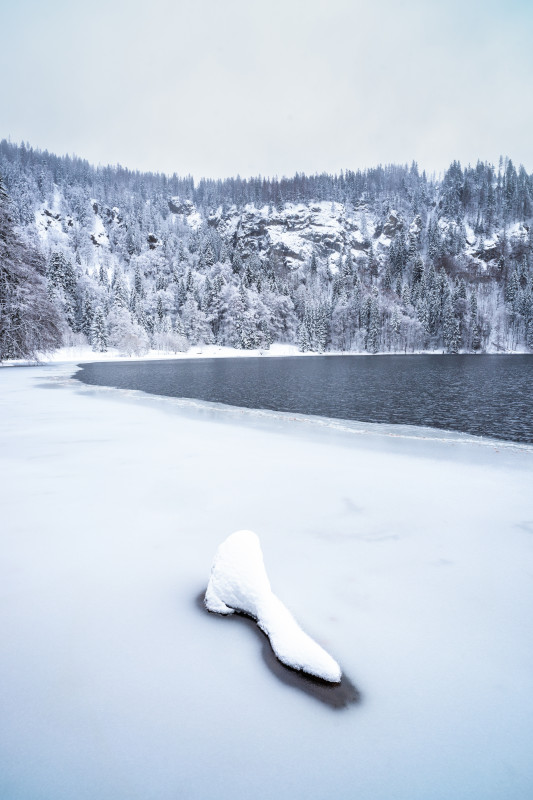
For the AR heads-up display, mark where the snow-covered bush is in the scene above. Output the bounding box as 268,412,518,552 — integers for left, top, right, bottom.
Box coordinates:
107,307,150,356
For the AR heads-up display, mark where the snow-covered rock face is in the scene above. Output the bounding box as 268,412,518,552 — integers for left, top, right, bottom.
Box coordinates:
180,201,376,269
205,530,342,684
456,220,529,266
382,210,403,239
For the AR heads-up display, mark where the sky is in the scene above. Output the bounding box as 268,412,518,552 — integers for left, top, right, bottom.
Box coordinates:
1,0,532,180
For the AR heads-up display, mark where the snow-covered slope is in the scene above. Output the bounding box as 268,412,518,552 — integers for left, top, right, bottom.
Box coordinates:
33,190,529,276
2,141,532,356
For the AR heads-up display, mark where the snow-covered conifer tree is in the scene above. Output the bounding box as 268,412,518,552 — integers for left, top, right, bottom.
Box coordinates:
91,306,108,352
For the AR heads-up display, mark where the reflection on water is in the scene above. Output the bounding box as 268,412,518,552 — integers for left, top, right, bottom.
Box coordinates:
75,354,533,444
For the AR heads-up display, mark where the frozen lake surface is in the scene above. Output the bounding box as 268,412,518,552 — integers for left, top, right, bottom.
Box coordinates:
76,354,533,444
1,363,533,799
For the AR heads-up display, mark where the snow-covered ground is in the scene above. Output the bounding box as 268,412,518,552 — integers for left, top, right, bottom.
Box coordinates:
1,363,533,800
4,337,530,370
41,342,303,363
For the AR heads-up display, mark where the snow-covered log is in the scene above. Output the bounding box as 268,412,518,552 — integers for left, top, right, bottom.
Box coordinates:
205,530,342,683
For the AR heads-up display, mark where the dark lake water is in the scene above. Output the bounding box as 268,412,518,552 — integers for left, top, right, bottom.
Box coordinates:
75,355,533,444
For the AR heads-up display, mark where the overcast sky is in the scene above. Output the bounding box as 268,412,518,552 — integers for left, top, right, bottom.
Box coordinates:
1,0,532,179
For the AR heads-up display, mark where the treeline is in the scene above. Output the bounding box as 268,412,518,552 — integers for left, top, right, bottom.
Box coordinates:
3,139,532,221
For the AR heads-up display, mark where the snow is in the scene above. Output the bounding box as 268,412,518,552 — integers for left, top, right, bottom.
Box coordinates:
6,336,530,369
507,221,528,240
35,205,64,242
1,363,533,799
483,234,498,250
217,201,354,268
35,188,69,245
91,206,109,247
3,342,304,366
465,224,477,247
205,530,342,682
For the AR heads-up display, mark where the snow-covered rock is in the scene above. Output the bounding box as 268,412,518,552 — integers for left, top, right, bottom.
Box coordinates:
205,530,342,683
170,199,374,268
382,209,403,239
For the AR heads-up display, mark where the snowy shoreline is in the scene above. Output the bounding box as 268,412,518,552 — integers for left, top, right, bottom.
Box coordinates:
2,340,531,369
1,363,533,799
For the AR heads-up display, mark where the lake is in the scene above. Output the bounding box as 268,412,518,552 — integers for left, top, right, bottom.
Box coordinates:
75,354,533,444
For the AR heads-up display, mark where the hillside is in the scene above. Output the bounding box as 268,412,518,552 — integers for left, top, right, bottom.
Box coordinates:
1,140,532,357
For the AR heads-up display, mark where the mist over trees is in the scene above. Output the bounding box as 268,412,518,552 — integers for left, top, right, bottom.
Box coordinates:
1,139,532,359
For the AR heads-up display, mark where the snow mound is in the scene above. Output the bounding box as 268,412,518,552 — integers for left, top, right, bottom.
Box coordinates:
205,530,342,683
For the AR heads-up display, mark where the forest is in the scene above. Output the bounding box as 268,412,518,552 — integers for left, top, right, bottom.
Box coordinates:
1,139,532,360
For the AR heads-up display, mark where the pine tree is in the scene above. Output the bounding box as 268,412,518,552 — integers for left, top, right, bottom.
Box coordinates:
315,304,329,352
156,294,165,324
91,306,108,352
443,300,460,353
113,272,129,308
392,306,401,337
181,295,213,345
472,320,482,350
47,251,67,295
63,257,77,299
365,290,380,353
203,241,215,268
232,251,243,275
174,315,186,338
298,321,311,352
309,250,318,280
395,275,402,296
505,271,520,305
427,218,440,261
134,264,143,296
82,294,94,339
242,262,253,288
526,313,533,350
411,254,423,285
